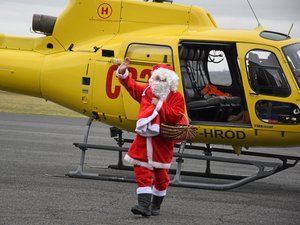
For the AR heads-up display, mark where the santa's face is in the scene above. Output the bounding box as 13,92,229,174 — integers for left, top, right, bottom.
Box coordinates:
150,76,170,101
149,67,179,100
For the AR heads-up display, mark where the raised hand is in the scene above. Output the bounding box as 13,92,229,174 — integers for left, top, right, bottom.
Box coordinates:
119,57,130,75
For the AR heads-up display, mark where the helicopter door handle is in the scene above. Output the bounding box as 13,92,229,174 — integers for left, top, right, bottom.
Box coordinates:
249,91,258,96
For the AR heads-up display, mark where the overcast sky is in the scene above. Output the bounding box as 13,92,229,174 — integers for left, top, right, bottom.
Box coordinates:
0,0,299,38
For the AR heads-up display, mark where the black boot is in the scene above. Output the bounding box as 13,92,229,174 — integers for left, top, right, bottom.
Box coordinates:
131,193,151,217
150,195,164,216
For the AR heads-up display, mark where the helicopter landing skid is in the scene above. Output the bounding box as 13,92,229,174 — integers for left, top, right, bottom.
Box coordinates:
67,117,300,190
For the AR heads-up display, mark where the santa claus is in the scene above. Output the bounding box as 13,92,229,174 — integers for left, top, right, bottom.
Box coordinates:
117,58,185,217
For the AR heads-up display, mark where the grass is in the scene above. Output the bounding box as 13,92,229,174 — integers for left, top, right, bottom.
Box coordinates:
0,91,84,118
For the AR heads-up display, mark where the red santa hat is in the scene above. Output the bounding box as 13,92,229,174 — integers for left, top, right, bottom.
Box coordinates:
150,64,179,92
152,64,174,72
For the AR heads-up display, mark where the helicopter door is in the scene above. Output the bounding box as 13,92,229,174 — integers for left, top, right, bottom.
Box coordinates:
237,43,300,132
179,42,246,123
122,43,174,120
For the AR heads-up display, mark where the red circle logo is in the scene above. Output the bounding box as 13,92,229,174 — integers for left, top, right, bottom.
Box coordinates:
97,3,112,19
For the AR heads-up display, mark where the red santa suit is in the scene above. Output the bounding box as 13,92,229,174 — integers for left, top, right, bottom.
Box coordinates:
117,64,185,196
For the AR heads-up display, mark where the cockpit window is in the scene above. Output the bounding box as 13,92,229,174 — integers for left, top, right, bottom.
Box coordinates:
282,43,300,88
207,50,232,86
246,50,290,97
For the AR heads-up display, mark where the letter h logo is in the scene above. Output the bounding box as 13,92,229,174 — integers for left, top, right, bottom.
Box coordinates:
97,3,112,19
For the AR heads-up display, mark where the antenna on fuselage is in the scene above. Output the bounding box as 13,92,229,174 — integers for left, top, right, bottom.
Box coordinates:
288,23,294,36
246,0,262,27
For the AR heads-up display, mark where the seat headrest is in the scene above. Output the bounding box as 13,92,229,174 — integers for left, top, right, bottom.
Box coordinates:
179,47,188,59
248,52,260,64
187,49,195,59
267,53,278,67
180,47,205,61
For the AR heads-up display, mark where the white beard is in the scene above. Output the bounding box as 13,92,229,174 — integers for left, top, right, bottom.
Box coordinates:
150,80,170,101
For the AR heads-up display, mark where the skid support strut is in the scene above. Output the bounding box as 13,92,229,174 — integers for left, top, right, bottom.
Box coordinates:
67,114,98,178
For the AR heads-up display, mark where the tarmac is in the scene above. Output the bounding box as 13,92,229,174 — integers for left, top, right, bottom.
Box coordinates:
0,112,300,225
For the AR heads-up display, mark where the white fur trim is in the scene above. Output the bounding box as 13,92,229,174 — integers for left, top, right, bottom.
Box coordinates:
155,100,163,112
124,154,152,169
146,137,171,169
116,67,129,79
151,161,171,169
124,154,171,170
135,110,159,137
137,186,152,195
125,136,171,170
153,186,167,197
142,86,150,96
146,137,153,166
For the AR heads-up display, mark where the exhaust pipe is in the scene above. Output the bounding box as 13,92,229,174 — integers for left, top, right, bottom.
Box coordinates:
32,14,57,35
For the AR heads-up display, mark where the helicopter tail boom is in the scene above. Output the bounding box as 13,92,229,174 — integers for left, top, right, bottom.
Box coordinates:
0,36,43,98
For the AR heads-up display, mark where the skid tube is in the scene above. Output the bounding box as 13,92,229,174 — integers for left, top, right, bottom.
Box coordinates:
67,116,300,190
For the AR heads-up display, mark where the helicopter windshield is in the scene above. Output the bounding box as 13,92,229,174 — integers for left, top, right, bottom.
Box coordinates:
282,43,300,88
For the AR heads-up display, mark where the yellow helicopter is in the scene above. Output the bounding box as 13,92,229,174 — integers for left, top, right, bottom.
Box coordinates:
0,0,299,190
